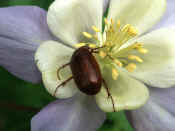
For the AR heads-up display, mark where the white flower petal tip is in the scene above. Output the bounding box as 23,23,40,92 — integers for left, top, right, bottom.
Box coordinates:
35,41,78,98
47,0,103,46
130,28,175,88
95,66,149,112
108,0,166,35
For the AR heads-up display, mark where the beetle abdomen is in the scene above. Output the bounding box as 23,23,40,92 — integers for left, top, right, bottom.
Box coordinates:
70,46,102,95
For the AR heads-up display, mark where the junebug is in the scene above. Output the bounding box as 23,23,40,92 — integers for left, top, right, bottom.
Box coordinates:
54,46,115,112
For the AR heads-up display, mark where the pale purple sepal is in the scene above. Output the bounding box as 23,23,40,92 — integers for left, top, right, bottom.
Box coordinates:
151,0,175,30
31,93,106,131
126,86,175,131
0,6,55,83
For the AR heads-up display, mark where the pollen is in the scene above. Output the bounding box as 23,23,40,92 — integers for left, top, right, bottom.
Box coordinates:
128,55,143,63
137,48,148,54
79,18,148,79
134,42,143,48
116,20,121,28
92,26,100,32
99,51,106,58
74,43,86,48
128,26,138,36
114,59,123,67
112,68,119,80
122,24,130,32
88,44,97,48
125,63,137,72
83,32,93,38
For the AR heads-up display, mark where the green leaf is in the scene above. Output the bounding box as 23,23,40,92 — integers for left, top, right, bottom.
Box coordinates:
0,67,55,131
99,112,134,131
0,0,54,10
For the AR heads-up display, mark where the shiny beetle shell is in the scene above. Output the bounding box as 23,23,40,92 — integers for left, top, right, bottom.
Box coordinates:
70,46,102,95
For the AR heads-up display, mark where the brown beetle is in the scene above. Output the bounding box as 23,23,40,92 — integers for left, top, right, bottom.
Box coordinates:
54,46,115,112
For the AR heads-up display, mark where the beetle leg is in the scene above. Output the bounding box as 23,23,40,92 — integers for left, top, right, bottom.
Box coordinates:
102,79,116,112
54,76,73,97
92,51,99,54
57,63,70,80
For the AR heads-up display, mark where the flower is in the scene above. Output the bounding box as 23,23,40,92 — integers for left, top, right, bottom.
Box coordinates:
1,0,175,131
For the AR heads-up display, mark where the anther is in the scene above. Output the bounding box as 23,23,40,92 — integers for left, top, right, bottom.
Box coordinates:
74,43,86,48
92,26,100,32
128,26,138,36
121,24,130,32
104,42,112,47
111,19,114,25
114,59,123,67
128,55,143,63
112,68,119,80
137,48,148,54
125,63,136,72
135,42,143,47
88,44,97,48
83,32,93,38
117,20,121,28
99,51,107,58
93,34,98,40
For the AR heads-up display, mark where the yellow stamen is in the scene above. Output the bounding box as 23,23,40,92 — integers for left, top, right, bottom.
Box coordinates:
121,24,130,32
83,32,93,38
74,43,86,48
125,63,136,72
80,20,147,76
114,59,123,67
104,42,112,47
109,19,115,32
128,55,143,63
92,26,100,32
88,44,97,48
128,26,138,36
117,20,121,28
99,51,106,58
137,48,148,54
93,34,98,40
112,68,119,80
135,42,143,47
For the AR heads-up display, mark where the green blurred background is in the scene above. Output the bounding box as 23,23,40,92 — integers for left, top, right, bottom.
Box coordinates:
0,0,134,131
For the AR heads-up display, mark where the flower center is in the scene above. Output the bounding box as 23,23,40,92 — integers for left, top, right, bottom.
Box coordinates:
75,18,148,80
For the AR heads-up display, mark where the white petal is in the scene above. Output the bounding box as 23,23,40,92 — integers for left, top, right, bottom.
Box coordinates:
35,41,78,98
95,65,149,112
107,0,166,35
129,28,175,88
47,0,103,46
126,86,175,131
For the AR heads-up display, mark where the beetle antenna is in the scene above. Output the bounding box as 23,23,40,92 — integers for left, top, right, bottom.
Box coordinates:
90,45,106,53
92,46,106,51
54,76,73,97
102,79,116,112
